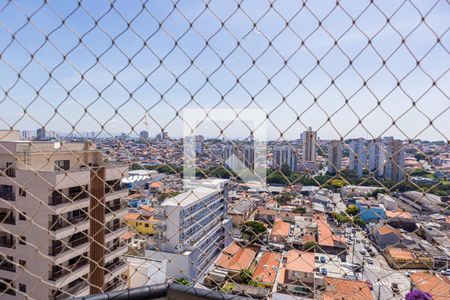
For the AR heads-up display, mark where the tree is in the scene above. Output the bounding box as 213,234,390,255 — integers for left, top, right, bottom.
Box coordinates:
293,206,306,214
239,269,258,286
352,215,365,227
302,241,317,251
175,278,190,286
241,221,267,241
280,163,293,178
328,179,347,188
345,205,359,216
414,153,426,161
276,193,293,205
334,213,350,224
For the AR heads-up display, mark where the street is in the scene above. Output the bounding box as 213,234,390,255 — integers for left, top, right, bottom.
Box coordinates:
347,229,411,300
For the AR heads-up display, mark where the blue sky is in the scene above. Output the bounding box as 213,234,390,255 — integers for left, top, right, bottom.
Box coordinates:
0,0,448,140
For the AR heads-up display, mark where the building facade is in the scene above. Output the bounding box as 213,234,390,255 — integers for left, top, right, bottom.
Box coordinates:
301,127,316,163
0,137,129,299
368,139,385,177
327,140,342,175
348,139,366,177
384,139,405,182
273,145,297,173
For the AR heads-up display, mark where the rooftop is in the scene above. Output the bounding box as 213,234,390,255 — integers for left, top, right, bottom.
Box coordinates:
322,277,374,300
161,186,217,207
410,272,450,300
215,242,256,271
284,250,315,273
252,252,282,284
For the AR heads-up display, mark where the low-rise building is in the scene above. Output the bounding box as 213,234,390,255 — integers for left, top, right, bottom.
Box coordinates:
371,224,403,249
269,219,290,244
384,247,431,270
410,272,450,300
253,251,282,287
320,277,374,300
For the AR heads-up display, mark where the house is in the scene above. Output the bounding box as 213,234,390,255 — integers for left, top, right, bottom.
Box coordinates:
371,224,403,249
384,247,430,270
228,199,255,227
386,210,417,232
123,213,157,235
270,219,290,244
215,242,257,274
410,272,450,300
321,277,374,300
354,198,386,222
278,250,317,296
149,181,164,194
253,252,282,287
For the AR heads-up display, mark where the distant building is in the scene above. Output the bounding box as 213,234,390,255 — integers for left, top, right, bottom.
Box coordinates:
273,145,297,172
368,139,385,177
301,127,316,163
36,127,46,141
327,140,342,175
156,130,169,140
385,139,405,182
140,130,149,140
243,144,254,169
348,139,366,177
195,135,204,155
224,142,238,169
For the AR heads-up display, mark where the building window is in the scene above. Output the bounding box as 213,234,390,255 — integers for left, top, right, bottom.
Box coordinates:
19,236,26,245
54,160,70,171
19,212,26,221
19,188,26,197
145,224,149,228
19,283,26,293
19,260,26,267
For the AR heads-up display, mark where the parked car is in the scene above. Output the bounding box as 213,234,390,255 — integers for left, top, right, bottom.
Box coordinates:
440,269,450,276
319,256,327,263
366,280,373,290
320,268,328,276
391,282,399,293
404,271,416,277
359,249,366,255
369,251,376,257
365,257,374,264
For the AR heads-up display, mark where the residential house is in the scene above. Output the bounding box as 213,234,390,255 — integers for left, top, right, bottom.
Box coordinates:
371,224,403,249
253,252,282,287
410,272,450,300
270,219,290,244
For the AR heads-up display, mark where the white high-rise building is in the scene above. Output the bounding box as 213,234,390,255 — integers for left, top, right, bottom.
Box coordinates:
0,132,129,299
243,144,254,169
223,142,238,169
273,145,297,173
348,139,367,177
327,140,342,175
146,183,232,281
301,127,316,163
369,139,385,177
385,140,405,182
195,135,204,155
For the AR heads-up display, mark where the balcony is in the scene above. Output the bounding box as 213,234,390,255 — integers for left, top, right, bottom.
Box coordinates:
0,191,15,201
0,259,15,272
51,279,89,300
0,167,15,177
49,214,88,231
0,235,14,248
49,258,88,281
49,235,88,256
0,211,15,225
49,189,88,206
105,202,126,215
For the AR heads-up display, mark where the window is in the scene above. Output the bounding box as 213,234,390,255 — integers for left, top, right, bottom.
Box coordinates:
54,160,70,171
19,212,26,221
19,260,26,267
145,224,149,228
19,236,26,245
19,284,26,293
19,188,26,197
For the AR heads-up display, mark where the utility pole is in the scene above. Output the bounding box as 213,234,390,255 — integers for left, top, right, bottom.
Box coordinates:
89,166,106,294
377,284,381,300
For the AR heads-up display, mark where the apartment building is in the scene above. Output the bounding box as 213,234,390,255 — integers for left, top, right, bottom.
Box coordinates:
146,185,232,281
301,127,317,163
327,140,342,175
385,139,405,182
368,139,385,177
273,145,297,173
348,139,367,177
0,133,129,299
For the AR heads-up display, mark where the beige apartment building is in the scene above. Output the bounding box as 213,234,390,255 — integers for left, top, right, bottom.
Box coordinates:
0,131,129,299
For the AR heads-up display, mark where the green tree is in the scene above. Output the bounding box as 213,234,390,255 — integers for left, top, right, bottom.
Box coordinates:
239,269,258,286
415,153,426,161
175,278,190,286
280,163,293,178
293,206,306,214
241,221,267,242
276,193,294,205
346,205,359,216
352,215,366,227
302,241,317,252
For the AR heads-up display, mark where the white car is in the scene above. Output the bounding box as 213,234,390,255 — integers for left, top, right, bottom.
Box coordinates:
359,249,366,255
365,258,374,264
